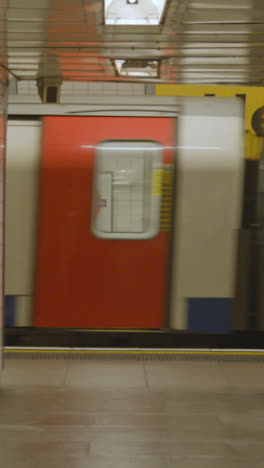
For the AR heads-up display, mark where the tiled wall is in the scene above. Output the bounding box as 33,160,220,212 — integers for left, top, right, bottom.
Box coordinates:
0,2,8,353
0,82,7,343
62,81,145,96
17,80,146,97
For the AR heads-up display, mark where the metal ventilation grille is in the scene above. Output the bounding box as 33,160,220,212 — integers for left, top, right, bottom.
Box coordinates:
3,0,264,85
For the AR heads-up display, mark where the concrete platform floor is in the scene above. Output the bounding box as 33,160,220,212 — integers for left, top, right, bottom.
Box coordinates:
0,354,264,467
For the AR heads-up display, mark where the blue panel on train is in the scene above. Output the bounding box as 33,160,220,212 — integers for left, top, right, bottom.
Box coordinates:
5,295,15,327
187,298,232,333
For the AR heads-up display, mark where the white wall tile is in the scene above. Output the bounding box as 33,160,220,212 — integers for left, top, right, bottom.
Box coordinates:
14,80,147,98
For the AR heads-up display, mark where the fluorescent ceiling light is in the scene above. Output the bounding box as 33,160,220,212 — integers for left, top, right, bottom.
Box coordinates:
114,59,159,77
105,0,166,25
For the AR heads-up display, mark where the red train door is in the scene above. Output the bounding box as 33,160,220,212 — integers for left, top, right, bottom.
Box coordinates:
34,116,175,328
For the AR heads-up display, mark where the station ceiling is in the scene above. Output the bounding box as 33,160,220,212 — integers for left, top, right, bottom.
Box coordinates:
2,0,264,85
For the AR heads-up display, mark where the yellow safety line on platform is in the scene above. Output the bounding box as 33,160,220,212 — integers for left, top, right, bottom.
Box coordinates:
4,349,264,356
62,329,162,333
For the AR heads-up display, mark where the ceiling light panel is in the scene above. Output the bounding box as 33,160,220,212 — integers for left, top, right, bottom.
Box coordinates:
114,59,159,77
104,0,166,25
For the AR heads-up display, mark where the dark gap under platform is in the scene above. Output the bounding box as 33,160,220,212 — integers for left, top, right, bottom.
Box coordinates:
4,327,264,349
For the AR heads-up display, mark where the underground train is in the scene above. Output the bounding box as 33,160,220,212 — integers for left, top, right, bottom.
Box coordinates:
4,96,245,332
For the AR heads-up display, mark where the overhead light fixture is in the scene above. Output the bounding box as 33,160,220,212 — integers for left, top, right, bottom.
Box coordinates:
104,0,166,25
114,59,159,78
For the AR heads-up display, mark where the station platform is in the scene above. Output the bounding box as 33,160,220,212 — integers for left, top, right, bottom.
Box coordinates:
0,348,264,468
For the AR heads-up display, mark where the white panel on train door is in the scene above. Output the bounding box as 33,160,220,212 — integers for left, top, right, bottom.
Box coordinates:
170,97,244,330
5,120,42,326
5,120,41,296
92,140,163,239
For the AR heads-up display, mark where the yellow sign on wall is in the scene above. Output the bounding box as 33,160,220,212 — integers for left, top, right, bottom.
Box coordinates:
156,84,264,160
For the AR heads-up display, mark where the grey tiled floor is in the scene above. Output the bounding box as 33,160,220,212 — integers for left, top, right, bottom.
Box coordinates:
1,357,264,467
